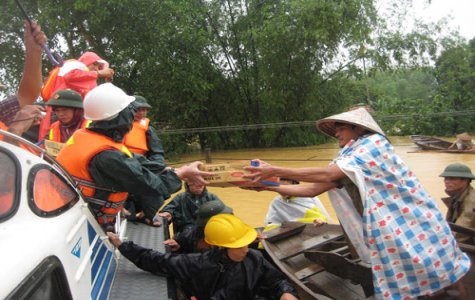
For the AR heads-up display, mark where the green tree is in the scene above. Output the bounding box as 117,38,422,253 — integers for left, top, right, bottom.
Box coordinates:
0,0,466,153
434,38,475,134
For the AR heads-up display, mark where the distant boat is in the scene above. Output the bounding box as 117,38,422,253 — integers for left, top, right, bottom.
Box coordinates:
410,135,475,153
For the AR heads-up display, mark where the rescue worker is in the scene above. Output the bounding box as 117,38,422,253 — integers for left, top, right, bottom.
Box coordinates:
440,163,475,244
164,200,234,253
56,83,211,230
107,214,299,300
159,181,222,236
122,95,167,224
45,89,89,143
39,51,114,141
123,95,165,164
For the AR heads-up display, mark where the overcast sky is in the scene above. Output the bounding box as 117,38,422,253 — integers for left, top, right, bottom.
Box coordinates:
414,0,475,40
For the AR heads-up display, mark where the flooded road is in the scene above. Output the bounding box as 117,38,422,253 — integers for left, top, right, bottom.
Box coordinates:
171,136,475,228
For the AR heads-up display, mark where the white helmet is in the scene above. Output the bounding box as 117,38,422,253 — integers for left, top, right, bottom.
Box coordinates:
83,83,135,121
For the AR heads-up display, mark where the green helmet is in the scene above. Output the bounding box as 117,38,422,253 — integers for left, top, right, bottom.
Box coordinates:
133,95,152,109
195,200,233,227
439,163,475,179
46,89,83,108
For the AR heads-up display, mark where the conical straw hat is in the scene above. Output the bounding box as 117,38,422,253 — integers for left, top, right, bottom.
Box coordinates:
456,132,472,141
316,108,385,138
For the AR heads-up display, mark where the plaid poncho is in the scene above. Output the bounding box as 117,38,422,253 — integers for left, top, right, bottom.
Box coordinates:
328,133,470,300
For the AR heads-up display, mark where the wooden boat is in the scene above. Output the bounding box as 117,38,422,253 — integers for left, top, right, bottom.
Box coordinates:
263,222,475,300
262,223,372,300
410,135,475,153
449,223,475,299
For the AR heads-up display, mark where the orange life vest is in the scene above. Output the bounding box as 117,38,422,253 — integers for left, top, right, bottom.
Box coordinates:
123,118,150,155
57,129,132,224
0,122,7,142
0,121,7,131
39,59,96,142
48,119,91,142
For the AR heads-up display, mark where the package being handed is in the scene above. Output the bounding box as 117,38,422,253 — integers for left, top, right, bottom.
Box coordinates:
199,160,280,188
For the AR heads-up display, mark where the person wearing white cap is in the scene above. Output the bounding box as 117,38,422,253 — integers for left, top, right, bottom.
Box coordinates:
56,83,212,230
245,108,471,299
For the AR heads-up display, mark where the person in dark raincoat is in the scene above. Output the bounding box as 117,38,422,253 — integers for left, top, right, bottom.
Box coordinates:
122,95,168,225
164,200,234,253
159,182,221,235
107,214,299,300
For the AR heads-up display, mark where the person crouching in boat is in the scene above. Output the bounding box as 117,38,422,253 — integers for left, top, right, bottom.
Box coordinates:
108,214,299,300
244,107,471,299
55,83,212,231
163,200,234,253
45,89,89,143
449,133,474,151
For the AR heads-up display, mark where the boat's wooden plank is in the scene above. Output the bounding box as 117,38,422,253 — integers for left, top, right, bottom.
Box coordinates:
264,222,306,242
263,244,332,300
264,224,345,260
305,271,367,299
449,222,475,239
263,224,372,299
462,252,475,299
279,232,345,260
294,263,324,281
305,250,373,297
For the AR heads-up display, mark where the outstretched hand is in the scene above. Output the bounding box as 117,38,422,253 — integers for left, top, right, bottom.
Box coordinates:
174,161,213,186
243,159,275,182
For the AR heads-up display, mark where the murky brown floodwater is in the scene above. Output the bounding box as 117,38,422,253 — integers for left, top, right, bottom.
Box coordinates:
167,136,475,228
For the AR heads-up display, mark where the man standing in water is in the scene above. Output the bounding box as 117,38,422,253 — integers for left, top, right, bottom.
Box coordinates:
245,107,471,299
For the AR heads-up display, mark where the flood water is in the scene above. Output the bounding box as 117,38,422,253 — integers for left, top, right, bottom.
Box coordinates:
170,136,475,228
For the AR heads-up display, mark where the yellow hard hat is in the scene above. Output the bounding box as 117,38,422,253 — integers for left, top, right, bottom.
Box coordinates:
204,214,257,248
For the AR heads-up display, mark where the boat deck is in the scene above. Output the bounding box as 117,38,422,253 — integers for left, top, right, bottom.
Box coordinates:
109,221,174,300
263,223,370,300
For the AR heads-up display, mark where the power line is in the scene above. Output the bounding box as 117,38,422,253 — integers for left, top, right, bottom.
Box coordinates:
157,110,475,135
